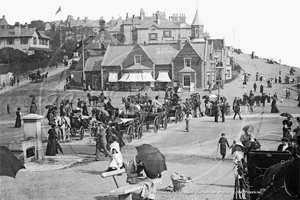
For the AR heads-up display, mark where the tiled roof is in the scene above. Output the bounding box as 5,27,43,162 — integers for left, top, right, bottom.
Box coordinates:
191,9,204,26
107,24,121,32
141,44,179,65
0,28,36,38
37,31,50,39
123,17,156,25
85,56,103,71
190,42,206,60
101,45,134,66
0,17,8,26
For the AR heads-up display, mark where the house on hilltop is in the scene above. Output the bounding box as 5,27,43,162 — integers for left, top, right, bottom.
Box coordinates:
0,22,51,55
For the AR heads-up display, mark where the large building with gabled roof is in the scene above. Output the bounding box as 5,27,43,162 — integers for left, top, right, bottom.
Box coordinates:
121,9,209,45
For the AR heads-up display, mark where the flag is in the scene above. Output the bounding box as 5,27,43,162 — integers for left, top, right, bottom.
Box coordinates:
55,6,61,15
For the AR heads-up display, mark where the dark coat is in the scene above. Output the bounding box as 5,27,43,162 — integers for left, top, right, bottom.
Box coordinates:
14,111,21,128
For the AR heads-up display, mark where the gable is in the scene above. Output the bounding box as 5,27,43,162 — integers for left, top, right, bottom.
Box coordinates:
122,44,153,69
175,42,203,60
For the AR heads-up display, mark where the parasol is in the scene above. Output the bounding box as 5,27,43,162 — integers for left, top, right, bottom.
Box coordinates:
136,144,167,176
280,113,293,118
45,105,54,110
209,94,218,101
202,95,209,99
242,125,257,133
0,146,25,178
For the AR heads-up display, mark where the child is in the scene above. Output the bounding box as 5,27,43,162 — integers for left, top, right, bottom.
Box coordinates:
229,140,237,155
184,110,192,132
218,133,230,160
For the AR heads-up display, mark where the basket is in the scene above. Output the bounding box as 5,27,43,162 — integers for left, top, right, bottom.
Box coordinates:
171,178,189,192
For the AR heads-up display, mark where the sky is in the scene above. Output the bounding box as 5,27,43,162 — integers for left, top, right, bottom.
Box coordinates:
1,0,300,68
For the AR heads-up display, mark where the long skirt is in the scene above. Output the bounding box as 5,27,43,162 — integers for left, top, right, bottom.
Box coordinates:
45,139,58,156
14,117,21,128
271,104,280,113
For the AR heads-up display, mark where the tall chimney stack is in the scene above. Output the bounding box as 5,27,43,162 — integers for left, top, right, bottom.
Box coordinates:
14,22,21,35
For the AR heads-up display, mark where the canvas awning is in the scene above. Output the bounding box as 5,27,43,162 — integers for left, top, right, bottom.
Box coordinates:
156,71,171,82
119,73,129,82
126,73,143,82
142,72,155,82
108,73,118,82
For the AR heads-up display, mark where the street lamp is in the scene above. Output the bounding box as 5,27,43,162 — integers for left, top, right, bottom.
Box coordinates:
215,66,224,102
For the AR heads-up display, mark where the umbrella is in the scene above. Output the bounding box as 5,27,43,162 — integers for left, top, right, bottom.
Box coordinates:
0,146,25,178
209,94,218,101
29,95,36,98
242,125,257,133
202,95,209,99
280,113,293,118
56,143,63,154
45,105,54,110
136,144,167,176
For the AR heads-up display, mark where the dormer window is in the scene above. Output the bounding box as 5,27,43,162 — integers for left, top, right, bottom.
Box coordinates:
134,55,142,64
184,57,192,67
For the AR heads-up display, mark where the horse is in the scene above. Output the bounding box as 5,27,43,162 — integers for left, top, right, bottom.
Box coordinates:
259,157,299,200
87,93,99,106
54,116,71,142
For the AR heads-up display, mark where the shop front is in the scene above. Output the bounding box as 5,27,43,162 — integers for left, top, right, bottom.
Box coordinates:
178,67,196,92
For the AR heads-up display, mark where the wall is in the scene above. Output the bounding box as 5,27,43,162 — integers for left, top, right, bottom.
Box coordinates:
136,28,191,44
173,43,203,88
0,38,30,53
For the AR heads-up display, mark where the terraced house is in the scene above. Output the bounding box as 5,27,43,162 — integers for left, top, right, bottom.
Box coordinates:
0,22,50,55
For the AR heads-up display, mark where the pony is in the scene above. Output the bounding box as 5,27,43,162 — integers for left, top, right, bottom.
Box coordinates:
54,116,71,142
259,157,299,200
87,93,99,106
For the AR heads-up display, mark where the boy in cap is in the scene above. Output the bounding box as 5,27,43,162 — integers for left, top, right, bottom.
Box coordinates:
218,133,230,160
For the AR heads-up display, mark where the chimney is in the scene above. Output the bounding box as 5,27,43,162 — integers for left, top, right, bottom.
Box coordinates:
2,15,5,19
140,8,145,21
14,22,21,35
85,17,88,22
132,15,135,27
77,17,80,20
126,13,129,20
177,39,183,50
24,23,28,29
156,12,160,24
99,16,105,31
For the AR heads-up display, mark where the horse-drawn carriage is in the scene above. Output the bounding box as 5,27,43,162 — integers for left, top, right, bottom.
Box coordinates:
69,110,91,140
114,117,143,143
29,71,48,83
233,150,296,200
164,102,184,123
142,109,168,133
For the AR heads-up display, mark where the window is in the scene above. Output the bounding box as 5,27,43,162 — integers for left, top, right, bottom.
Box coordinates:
184,58,192,67
183,75,191,87
149,33,157,40
134,55,142,64
33,37,37,45
163,31,171,38
21,38,28,44
7,38,14,45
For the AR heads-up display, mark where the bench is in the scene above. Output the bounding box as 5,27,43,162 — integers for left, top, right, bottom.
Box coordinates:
110,177,162,200
101,168,126,188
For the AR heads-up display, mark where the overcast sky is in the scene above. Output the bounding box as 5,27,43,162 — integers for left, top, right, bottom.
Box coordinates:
1,0,300,68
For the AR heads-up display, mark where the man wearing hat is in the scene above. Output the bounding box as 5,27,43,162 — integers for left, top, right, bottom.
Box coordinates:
287,137,300,158
233,102,242,120
77,98,82,108
14,107,22,128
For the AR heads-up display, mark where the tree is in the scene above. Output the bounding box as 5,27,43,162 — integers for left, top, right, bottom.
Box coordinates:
28,20,46,31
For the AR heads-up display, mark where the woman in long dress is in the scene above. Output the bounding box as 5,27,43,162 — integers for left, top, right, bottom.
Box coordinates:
14,107,22,128
271,98,280,113
46,124,58,156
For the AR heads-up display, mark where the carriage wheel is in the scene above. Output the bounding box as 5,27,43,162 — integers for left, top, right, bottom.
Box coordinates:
127,125,134,137
137,125,143,139
79,126,84,140
179,112,184,122
70,127,76,137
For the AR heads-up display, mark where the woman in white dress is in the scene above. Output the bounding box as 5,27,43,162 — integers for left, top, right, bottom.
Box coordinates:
107,135,124,171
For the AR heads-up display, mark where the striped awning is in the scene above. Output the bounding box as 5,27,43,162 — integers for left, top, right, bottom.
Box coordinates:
156,71,171,82
118,73,129,82
142,72,155,82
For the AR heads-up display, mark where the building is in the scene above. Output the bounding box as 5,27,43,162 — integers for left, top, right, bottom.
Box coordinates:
121,9,203,45
0,22,51,55
0,15,9,29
